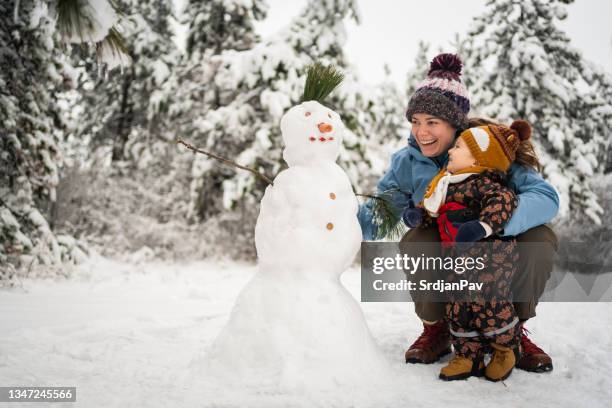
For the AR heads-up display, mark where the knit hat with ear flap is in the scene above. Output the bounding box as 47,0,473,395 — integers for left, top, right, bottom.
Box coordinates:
459,120,532,172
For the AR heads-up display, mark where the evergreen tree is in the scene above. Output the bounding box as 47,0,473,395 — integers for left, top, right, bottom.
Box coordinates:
405,40,431,98
462,0,612,223
184,0,266,57
167,0,268,222
371,64,411,175
186,0,398,225
583,64,612,173
72,0,178,165
1,0,121,280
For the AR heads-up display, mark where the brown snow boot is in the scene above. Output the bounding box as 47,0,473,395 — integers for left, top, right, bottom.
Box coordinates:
485,343,521,382
517,324,553,373
439,354,485,381
405,320,452,364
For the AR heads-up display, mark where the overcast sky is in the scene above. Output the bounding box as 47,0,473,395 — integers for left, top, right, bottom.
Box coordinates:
173,0,612,87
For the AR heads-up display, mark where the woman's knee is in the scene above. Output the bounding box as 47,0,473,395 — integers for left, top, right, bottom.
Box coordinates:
516,224,558,250
512,225,557,304
400,226,441,244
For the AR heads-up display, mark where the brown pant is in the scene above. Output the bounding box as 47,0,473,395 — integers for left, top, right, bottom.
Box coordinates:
399,224,558,322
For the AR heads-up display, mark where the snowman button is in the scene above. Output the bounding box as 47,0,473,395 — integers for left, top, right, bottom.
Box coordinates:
326,223,334,230
329,192,336,200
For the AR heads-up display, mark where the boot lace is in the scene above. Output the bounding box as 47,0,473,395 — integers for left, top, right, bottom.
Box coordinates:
521,326,545,355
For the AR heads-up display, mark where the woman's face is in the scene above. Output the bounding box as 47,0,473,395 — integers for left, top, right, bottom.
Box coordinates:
410,113,456,157
447,136,477,174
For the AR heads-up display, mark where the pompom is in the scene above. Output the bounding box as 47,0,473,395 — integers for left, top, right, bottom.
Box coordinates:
510,120,532,141
428,53,463,80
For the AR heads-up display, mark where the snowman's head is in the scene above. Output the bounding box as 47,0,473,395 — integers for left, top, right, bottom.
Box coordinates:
280,100,344,167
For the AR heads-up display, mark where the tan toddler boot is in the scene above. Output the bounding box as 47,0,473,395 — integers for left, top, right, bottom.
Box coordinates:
485,343,521,382
439,354,485,381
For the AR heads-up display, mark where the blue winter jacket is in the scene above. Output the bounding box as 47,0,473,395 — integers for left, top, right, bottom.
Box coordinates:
358,135,560,240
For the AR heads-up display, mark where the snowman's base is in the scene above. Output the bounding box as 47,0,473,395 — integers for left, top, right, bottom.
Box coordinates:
189,269,395,397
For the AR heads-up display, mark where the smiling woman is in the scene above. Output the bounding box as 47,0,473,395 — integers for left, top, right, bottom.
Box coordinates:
410,113,456,157
405,53,471,157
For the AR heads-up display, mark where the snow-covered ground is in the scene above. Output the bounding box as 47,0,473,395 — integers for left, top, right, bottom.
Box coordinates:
1,255,611,408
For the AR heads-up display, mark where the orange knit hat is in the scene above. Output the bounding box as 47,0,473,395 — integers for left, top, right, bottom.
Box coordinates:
459,120,532,172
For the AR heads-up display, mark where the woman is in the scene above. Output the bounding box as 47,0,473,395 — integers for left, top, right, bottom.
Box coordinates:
358,53,558,373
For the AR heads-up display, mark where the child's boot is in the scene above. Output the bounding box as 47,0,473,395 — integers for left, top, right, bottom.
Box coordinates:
439,354,484,381
485,343,521,382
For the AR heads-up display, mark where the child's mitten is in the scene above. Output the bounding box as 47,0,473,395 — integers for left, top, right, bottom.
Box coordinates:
455,220,487,243
402,206,424,228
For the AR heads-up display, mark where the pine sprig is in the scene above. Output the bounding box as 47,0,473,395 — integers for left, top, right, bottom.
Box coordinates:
357,188,406,240
301,62,344,103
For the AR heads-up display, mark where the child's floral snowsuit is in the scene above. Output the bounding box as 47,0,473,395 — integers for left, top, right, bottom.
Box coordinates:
420,169,521,359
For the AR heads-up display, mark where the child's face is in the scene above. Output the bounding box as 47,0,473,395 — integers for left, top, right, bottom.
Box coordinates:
410,114,456,157
447,137,477,173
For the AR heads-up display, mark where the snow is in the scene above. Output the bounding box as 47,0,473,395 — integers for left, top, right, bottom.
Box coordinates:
28,1,47,30
547,126,566,152
152,60,170,85
28,208,49,230
2,255,612,407
575,155,594,177
260,89,291,119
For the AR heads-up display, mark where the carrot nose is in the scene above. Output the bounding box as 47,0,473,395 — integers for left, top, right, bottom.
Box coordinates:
318,122,333,133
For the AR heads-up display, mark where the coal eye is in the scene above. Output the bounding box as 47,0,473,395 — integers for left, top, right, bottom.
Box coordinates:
327,113,332,118
305,112,311,117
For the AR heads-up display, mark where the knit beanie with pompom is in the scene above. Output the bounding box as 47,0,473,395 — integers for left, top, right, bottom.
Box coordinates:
405,53,470,130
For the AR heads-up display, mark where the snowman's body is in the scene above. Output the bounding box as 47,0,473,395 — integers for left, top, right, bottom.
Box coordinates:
255,161,362,276
200,101,389,392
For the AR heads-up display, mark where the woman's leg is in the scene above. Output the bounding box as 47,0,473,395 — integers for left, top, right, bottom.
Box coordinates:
400,226,451,364
511,224,557,372
399,226,446,322
512,224,558,319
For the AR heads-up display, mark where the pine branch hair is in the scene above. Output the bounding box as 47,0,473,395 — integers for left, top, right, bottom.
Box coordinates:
301,62,344,103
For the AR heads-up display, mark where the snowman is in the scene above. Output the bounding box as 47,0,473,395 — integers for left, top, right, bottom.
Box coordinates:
195,65,391,395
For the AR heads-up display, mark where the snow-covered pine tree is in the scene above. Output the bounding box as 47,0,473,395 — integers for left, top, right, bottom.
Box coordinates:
405,40,431,99
1,0,123,280
72,0,178,166
184,0,266,57
461,0,612,224
372,64,410,169
187,0,397,226
582,63,612,173
167,0,268,222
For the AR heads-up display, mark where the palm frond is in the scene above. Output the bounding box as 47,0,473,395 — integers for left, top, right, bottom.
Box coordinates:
56,0,129,65
57,0,94,42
